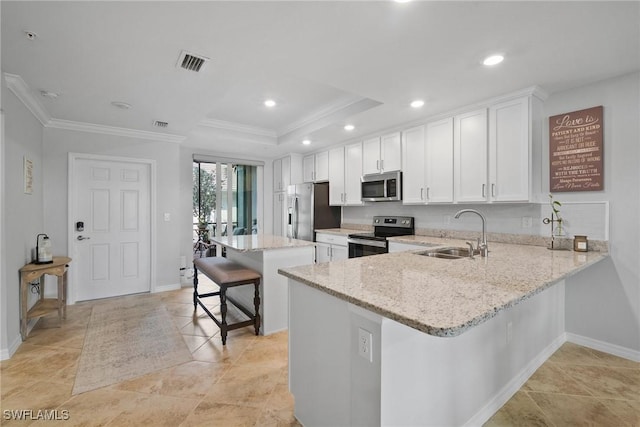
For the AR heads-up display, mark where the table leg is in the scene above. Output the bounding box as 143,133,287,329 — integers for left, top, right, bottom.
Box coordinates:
62,270,68,319
57,274,64,324
20,277,28,341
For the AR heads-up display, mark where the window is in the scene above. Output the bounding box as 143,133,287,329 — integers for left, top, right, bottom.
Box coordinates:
193,161,259,245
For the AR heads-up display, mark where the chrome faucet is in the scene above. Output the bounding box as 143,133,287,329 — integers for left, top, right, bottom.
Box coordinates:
454,209,489,257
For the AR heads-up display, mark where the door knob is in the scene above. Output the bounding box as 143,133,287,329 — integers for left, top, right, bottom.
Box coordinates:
77,235,91,241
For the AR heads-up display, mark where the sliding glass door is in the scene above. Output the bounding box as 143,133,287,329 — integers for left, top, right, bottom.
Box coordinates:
193,160,259,252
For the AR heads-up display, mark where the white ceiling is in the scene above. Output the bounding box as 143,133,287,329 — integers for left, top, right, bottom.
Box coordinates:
2,1,639,159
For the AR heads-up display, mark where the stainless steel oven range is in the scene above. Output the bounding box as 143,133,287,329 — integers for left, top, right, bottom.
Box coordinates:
347,216,415,258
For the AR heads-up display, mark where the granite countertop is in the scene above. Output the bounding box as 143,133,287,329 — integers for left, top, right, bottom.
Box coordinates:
279,240,608,337
211,234,316,252
315,228,363,236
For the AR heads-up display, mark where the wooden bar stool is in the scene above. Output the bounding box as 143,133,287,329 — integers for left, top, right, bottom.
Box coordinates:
192,257,261,345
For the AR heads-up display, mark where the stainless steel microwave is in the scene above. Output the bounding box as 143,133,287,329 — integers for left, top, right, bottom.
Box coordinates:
361,171,402,202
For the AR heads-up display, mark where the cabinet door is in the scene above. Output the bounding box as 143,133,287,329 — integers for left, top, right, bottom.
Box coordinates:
426,118,454,203
273,158,283,191
455,109,488,202
362,137,381,175
316,242,332,264
381,132,402,172
328,146,345,206
401,125,426,204
345,142,363,205
282,156,292,189
273,192,286,237
315,151,329,182
331,244,348,261
303,155,315,183
489,97,530,202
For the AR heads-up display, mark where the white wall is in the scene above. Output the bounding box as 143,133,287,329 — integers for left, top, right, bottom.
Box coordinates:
1,78,45,358
545,72,639,351
42,128,183,295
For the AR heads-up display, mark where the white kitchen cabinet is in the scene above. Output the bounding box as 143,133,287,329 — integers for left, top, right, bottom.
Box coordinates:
401,125,426,204
344,142,363,205
489,96,530,202
328,146,345,205
273,154,303,191
303,151,329,183
454,109,488,203
425,117,454,203
273,192,287,237
315,233,349,262
363,133,402,175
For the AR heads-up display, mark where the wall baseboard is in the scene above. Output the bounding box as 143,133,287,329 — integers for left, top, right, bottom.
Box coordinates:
0,334,22,361
463,333,566,427
566,332,640,362
153,283,181,294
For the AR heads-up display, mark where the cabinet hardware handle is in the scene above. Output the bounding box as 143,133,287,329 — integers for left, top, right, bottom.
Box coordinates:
420,188,424,200
482,184,486,198
327,246,330,256
376,160,380,171
381,159,384,171
491,183,496,197
426,187,430,200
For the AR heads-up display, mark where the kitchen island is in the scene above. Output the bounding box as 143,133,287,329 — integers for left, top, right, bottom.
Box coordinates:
210,234,315,335
278,240,608,426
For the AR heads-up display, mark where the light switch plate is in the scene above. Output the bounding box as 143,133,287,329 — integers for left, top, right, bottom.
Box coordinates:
164,213,171,221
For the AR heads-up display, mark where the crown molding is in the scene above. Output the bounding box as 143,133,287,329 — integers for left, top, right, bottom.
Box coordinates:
4,73,51,126
48,119,186,144
199,118,278,139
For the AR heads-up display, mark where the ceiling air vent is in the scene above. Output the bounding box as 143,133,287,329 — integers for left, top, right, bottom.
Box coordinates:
176,50,209,72
153,120,169,128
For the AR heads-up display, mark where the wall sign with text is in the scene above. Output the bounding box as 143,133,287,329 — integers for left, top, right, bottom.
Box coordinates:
549,106,603,192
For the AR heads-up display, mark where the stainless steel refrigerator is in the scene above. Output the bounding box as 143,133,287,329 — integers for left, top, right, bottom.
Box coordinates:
286,182,341,241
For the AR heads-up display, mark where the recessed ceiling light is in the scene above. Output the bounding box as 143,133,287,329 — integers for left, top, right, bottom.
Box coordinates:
40,90,59,99
302,139,311,145
344,124,355,131
111,101,132,110
394,0,412,3
483,54,504,66
264,99,277,108
410,100,425,108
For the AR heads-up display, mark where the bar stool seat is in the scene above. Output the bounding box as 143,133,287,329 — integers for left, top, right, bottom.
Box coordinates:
192,257,261,344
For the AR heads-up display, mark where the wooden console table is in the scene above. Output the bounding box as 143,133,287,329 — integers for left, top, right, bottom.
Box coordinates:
19,256,71,340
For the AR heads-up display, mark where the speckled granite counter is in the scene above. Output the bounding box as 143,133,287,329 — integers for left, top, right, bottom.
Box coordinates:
211,234,315,252
279,241,608,337
315,227,363,236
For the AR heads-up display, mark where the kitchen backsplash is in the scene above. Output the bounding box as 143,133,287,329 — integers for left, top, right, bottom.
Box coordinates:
342,201,608,241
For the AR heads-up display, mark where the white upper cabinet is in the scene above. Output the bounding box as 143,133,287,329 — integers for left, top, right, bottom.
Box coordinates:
454,109,488,203
315,150,329,182
489,97,530,202
425,117,454,203
303,151,329,183
274,154,303,191
362,132,402,175
328,146,345,206
344,142,363,205
303,155,315,182
273,192,286,237
401,125,426,204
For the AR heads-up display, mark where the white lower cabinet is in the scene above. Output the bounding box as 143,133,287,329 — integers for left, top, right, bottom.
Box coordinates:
315,233,348,262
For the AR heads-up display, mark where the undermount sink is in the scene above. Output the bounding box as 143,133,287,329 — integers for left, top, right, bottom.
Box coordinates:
417,247,472,260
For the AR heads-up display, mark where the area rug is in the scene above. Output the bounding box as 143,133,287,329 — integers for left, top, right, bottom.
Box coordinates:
72,298,192,395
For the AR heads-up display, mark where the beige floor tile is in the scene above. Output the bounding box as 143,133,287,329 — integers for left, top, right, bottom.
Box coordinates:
181,335,211,353
103,393,199,427
180,317,221,337
599,398,640,426
165,302,198,317
181,401,263,427
202,364,282,408
522,362,592,396
190,330,256,364
0,381,73,426
560,364,640,401
112,360,230,399
483,391,552,427
529,391,627,426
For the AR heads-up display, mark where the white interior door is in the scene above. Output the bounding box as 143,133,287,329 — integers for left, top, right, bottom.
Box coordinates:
71,156,151,301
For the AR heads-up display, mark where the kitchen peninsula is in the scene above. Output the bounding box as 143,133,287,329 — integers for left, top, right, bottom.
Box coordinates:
210,234,315,335
279,240,608,426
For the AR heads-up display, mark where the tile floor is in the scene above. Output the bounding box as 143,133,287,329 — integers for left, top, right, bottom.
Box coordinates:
1,281,638,426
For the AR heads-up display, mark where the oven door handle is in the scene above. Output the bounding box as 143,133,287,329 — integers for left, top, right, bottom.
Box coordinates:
347,237,387,248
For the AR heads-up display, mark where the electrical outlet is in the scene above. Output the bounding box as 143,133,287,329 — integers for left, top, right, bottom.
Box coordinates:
521,216,532,228
506,321,513,344
358,328,373,362
164,212,171,222
443,215,452,225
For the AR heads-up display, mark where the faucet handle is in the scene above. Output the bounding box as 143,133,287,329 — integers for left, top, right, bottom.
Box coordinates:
465,241,475,259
